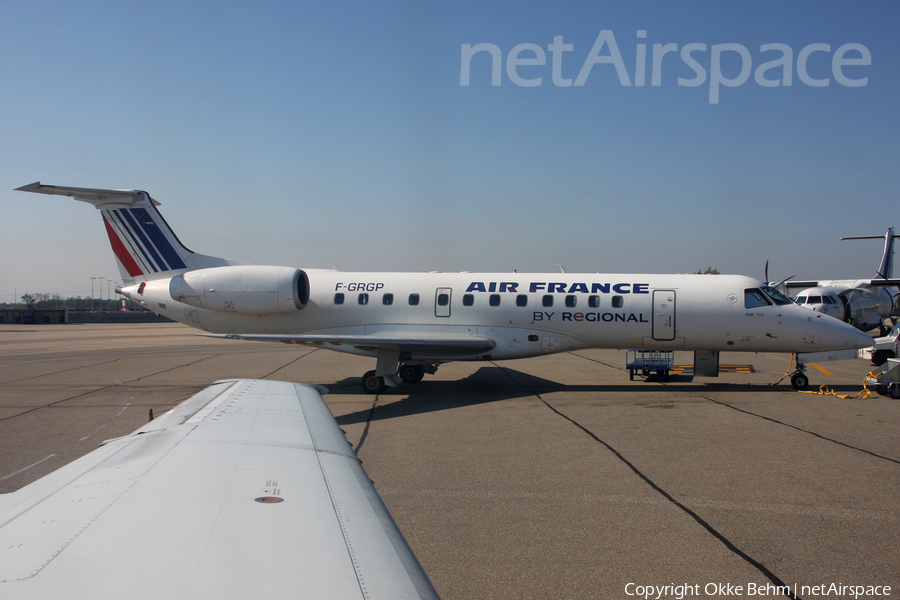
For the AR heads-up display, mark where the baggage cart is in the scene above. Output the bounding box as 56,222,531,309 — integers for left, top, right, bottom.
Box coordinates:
626,350,674,380
865,358,900,398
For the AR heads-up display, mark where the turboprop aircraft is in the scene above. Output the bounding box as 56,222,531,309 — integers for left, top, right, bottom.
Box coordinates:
17,182,873,392
786,228,900,335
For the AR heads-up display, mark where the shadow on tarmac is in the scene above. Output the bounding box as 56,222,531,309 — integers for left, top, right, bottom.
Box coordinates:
329,365,845,426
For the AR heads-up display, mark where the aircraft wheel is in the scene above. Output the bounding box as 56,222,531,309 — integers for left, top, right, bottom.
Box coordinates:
872,350,894,366
791,372,809,390
399,364,425,383
890,384,900,400
361,370,387,394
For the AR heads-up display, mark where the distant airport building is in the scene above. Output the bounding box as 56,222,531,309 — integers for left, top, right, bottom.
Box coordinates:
0,307,67,324
0,307,170,324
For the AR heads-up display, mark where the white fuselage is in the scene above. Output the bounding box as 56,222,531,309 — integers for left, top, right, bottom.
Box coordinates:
130,270,871,361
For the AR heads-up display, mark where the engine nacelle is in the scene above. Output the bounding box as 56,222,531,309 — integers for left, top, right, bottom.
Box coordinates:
169,265,309,316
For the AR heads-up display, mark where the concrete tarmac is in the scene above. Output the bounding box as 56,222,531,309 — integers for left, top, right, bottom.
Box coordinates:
1,323,898,599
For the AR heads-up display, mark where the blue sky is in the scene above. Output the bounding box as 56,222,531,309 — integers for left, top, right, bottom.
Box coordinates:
2,1,898,301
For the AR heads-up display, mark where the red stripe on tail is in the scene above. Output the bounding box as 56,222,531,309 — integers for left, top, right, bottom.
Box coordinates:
103,216,144,277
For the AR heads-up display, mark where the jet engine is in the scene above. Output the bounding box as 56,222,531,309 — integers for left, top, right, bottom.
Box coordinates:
169,265,309,316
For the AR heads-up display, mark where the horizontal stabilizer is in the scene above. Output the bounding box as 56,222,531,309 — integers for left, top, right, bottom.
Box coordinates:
15,182,160,208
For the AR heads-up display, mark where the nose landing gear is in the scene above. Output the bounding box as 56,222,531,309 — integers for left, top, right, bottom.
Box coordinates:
790,368,810,390
789,353,811,389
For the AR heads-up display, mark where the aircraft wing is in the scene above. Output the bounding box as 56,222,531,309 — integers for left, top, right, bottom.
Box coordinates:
0,379,440,600
783,279,900,289
203,332,496,355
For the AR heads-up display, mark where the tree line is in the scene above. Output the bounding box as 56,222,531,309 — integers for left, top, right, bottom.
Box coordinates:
14,293,130,311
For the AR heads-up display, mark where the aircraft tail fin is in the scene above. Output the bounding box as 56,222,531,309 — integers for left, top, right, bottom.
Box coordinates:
841,227,900,280
15,182,234,285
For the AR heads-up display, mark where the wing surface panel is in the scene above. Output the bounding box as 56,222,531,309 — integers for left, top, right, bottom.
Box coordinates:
0,380,439,600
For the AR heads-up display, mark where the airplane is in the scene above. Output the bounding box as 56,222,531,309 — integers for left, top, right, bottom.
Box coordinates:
0,379,440,599
785,228,900,335
16,182,874,392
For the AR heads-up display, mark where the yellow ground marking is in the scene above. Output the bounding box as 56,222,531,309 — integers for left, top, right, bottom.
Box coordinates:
808,362,834,376
668,365,756,374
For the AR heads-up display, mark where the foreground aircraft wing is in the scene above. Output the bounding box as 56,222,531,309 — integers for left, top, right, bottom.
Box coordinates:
204,332,496,355
0,380,439,600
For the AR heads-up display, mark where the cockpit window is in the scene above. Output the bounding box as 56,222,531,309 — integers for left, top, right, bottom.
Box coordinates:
745,289,769,309
807,295,822,304
760,286,793,306
796,295,807,304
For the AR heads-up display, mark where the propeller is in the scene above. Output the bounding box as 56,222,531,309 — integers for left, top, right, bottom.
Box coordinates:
764,260,795,290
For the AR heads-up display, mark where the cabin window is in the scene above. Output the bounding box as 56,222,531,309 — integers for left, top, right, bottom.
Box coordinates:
409,294,420,306
612,296,624,308
565,295,577,308
489,294,501,307
745,289,769,309
463,294,474,306
334,293,345,305
542,295,553,307
588,295,600,308
383,293,393,305
437,293,450,306
516,294,528,307
358,293,369,305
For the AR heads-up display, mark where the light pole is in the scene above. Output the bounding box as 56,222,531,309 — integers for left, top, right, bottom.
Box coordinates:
90,277,104,311
109,281,119,310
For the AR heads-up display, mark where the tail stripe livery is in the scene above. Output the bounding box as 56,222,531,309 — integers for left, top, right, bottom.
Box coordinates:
102,215,145,277
880,226,896,280
105,207,189,274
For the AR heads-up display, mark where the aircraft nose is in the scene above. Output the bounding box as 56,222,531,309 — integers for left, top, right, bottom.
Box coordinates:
818,315,874,350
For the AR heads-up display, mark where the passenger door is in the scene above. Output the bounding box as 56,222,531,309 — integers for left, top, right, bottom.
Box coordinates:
652,290,675,341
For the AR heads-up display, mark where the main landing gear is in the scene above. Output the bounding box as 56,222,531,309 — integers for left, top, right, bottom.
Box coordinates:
360,363,437,394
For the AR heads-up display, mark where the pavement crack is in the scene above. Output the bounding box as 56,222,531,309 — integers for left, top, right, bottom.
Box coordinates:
666,385,900,467
495,364,801,600
354,396,379,453
0,354,220,423
259,350,318,379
